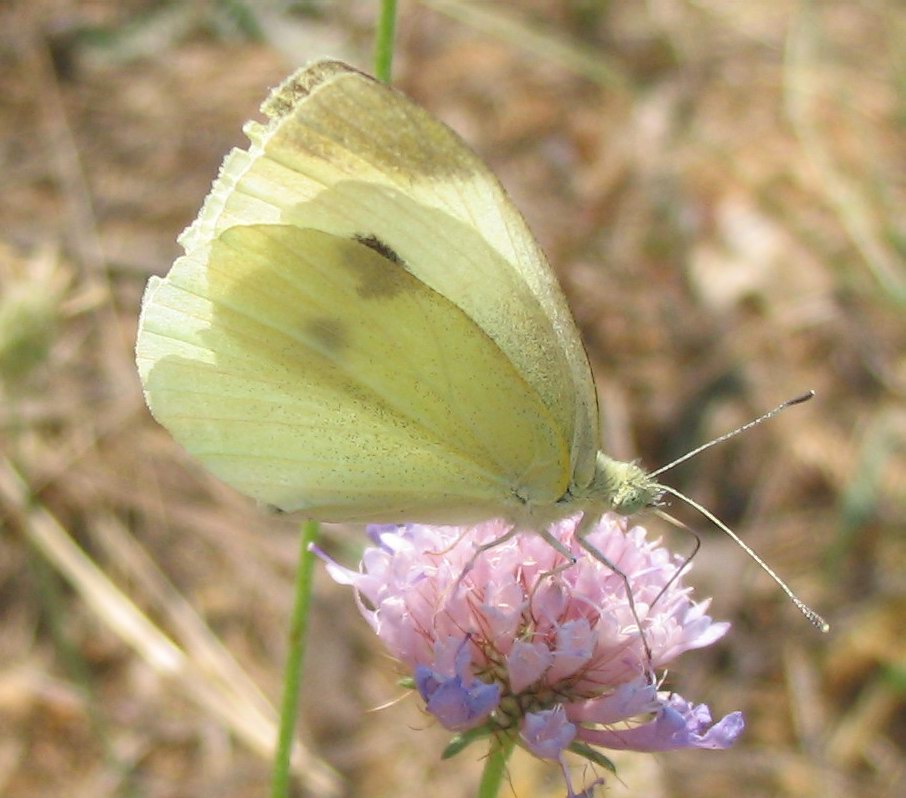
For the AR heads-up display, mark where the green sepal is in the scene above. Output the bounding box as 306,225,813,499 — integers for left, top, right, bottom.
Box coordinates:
567,742,617,774
441,724,495,759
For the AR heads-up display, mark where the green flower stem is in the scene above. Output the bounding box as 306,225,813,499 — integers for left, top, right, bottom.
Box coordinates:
374,0,398,83
270,520,320,798
477,733,517,798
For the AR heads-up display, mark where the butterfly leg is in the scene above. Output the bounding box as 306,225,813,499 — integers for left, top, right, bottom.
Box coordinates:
526,526,582,607
455,524,582,609
448,523,523,590
531,526,577,578
573,513,655,671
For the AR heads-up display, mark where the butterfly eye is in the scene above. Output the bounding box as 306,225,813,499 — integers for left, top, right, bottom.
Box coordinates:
611,485,652,516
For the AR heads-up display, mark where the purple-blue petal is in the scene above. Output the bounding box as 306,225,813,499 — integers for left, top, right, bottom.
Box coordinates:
365,524,404,550
309,544,359,585
414,665,500,732
521,707,576,760
576,694,744,752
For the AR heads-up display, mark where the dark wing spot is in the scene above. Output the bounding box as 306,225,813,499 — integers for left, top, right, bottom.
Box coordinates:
262,60,367,118
304,316,348,355
345,234,411,299
354,234,406,266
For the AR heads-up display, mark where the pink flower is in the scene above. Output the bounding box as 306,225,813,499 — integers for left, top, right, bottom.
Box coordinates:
317,513,742,794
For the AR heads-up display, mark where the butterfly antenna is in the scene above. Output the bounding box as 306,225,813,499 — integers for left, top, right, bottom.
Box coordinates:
650,391,815,479
658,484,829,632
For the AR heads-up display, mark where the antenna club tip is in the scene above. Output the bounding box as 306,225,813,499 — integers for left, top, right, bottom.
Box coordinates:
801,606,830,633
788,390,816,406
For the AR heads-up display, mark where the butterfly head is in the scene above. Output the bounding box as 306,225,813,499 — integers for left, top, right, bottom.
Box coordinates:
576,452,663,517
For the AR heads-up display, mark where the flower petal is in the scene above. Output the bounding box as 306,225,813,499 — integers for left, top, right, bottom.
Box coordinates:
521,706,576,760
565,676,657,725
414,665,500,732
577,694,744,752
547,619,595,682
507,639,553,693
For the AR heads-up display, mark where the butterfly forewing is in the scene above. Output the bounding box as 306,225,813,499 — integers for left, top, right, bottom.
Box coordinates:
138,223,571,520
137,60,602,519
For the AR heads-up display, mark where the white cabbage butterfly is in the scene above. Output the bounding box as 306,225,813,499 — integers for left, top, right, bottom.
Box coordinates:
136,59,660,526
135,60,826,631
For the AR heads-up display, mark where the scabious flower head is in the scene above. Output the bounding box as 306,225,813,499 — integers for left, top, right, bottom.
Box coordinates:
318,513,743,796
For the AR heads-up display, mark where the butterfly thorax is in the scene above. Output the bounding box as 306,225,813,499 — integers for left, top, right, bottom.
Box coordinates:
565,452,663,517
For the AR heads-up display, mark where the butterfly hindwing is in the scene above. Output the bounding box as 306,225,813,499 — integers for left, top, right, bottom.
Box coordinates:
137,223,569,520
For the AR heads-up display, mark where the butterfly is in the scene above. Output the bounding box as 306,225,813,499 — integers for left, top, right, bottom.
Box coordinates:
135,60,678,529
136,59,830,633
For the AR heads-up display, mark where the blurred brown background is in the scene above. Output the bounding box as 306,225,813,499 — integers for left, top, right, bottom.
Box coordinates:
1,1,904,797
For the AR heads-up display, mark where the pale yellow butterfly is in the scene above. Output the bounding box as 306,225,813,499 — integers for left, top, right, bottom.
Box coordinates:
134,60,827,632
136,59,659,527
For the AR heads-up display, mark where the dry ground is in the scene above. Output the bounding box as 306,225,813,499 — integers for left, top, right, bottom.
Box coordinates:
1,1,904,797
